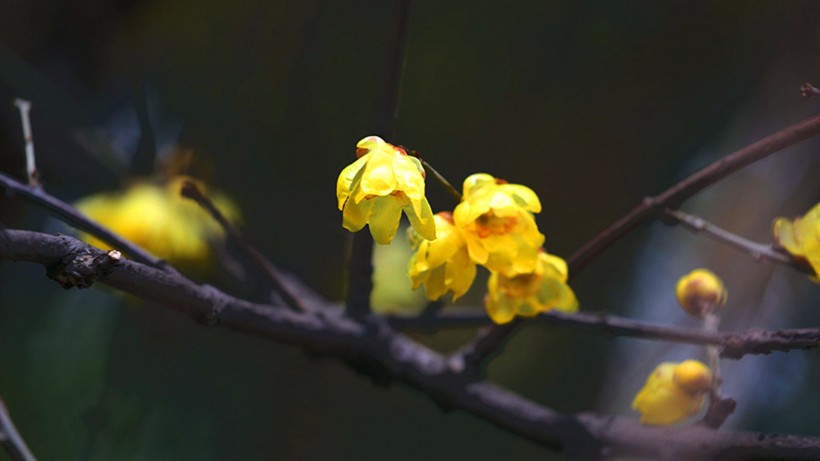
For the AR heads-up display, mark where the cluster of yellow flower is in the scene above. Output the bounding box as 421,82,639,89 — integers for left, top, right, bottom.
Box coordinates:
336,136,577,324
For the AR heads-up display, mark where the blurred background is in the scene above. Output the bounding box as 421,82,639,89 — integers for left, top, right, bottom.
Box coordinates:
1,1,820,459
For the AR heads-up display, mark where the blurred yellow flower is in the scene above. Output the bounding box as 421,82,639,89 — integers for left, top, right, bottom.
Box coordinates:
484,251,578,324
453,173,544,276
336,136,436,245
675,268,727,318
75,175,239,270
408,212,476,301
632,360,713,426
773,202,820,279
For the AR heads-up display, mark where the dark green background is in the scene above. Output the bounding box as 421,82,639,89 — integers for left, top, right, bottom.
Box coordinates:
1,1,819,459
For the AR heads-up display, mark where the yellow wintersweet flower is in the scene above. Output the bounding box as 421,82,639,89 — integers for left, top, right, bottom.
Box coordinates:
453,173,544,276
675,269,727,318
632,360,713,426
75,175,240,270
484,251,578,324
773,202,820,279
408,212,476,301
336,136,436,245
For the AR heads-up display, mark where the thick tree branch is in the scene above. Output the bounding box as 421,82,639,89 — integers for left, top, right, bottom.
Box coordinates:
0,398,36,461
3,228,820,460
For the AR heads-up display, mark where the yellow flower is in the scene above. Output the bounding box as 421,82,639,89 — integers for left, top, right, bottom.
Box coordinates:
632,360,713,426
773,202,820,278
484,251,578,324
408,212,477,301
336,136,436,245
453,173,544,276
75,175,240,270
675,269,727,318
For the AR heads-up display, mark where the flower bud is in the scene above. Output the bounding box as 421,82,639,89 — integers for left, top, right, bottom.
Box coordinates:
673,359,713,393
675,269,727,318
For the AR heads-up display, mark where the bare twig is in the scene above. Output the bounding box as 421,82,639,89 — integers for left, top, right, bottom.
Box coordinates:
0,171,173,272
180,180,310,312
0,398,36,461
3,228,820,460
663,208,814,275
13,99,39,187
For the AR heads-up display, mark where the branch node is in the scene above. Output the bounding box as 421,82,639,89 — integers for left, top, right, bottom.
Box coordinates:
46,238,122,289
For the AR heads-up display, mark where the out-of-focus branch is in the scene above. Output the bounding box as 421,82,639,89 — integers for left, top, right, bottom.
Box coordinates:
3,228,820,460
13,99,39,187
663,208,814,275
180,180,311,312
0,398,36,461
0,171,172,272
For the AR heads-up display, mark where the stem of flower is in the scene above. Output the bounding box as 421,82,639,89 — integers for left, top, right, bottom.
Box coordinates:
416,155,462,202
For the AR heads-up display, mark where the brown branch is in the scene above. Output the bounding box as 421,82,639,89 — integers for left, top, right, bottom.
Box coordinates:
568,111,820,275
460,111,820,369
663,208,814,275
391,308,820,360
0,170,171,271
0,398,36,461
179,180,311,312
3,228,820,460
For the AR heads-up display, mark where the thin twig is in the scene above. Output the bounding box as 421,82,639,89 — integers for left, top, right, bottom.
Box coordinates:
180,180,310,312
0,171,173,272
0,398,36,461
13,99,39,187
3,228,820,460
663,208,814,275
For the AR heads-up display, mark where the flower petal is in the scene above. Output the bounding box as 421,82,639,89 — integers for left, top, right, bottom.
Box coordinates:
368,196,403,244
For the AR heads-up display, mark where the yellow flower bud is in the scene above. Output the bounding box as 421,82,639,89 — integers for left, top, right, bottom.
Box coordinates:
675,269,727,318
632,360,712,425
673,359,713,393
773,202,820,280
